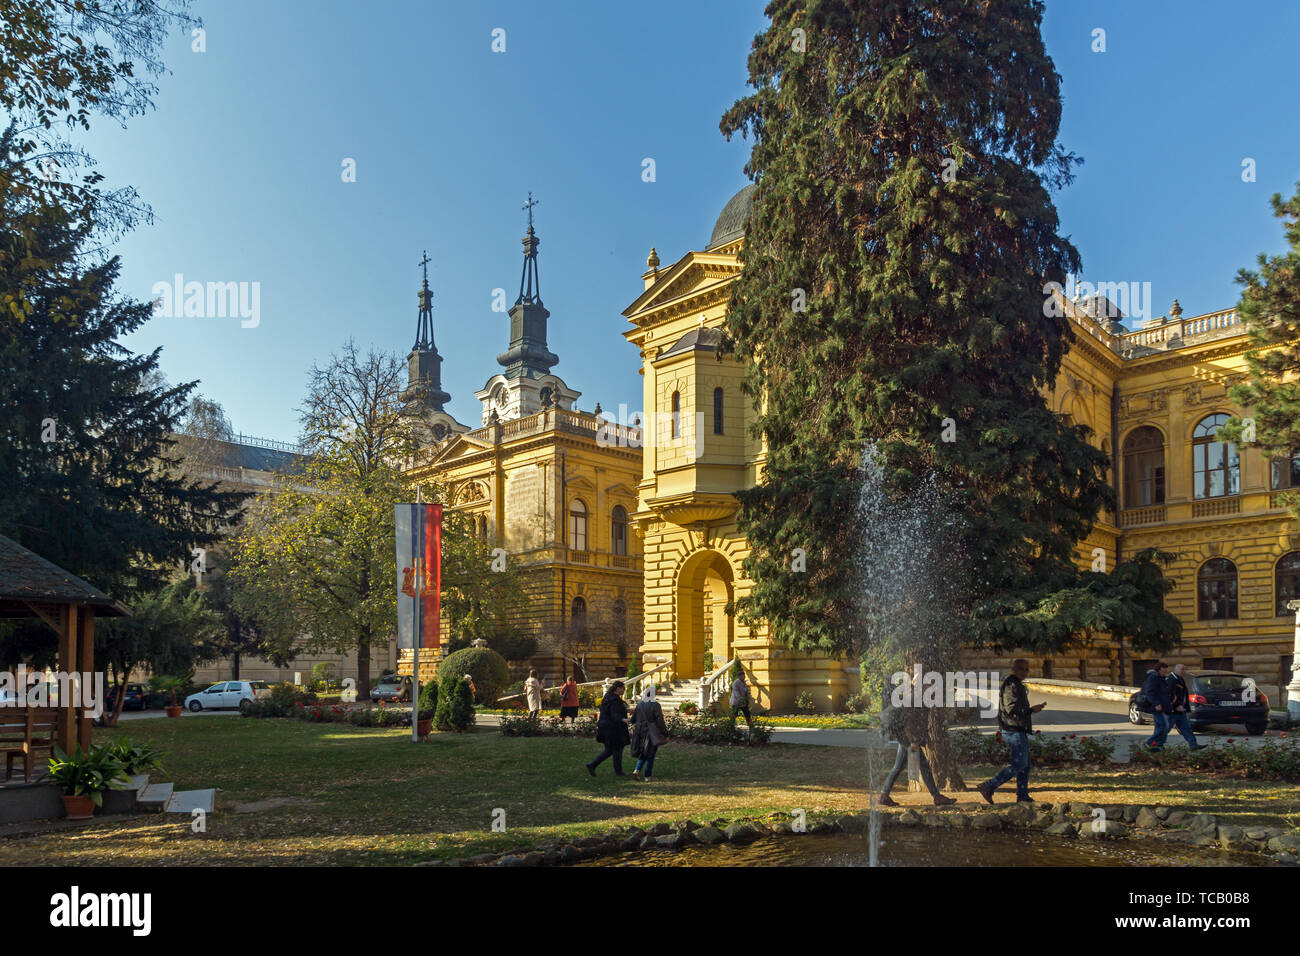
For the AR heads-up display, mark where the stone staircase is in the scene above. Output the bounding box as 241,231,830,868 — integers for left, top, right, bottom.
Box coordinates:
654,678,702,713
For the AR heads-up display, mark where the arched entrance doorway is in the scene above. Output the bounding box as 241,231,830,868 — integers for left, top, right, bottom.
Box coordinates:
675,549,734,679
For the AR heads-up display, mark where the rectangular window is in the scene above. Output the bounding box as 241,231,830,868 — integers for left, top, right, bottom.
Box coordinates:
1201,657,1234,672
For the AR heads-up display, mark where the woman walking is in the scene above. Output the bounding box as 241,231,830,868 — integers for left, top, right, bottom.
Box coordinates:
585,680,629,777
559,674,579,724
524,669,544,717
630,685,669,781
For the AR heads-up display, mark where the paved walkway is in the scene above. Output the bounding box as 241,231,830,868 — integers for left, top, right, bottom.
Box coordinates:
476,691,1289,761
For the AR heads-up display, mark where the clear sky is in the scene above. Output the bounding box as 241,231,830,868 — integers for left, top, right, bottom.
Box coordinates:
81,0,1300,443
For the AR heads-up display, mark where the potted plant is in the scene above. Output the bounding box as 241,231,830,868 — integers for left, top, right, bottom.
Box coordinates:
417,680,438,738
48,744,130,820
150,674,186,717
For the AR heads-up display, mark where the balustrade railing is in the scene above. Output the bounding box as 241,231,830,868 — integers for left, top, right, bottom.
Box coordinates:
699,658,737,711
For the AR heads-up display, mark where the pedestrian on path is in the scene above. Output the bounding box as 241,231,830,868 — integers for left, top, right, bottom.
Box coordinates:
1141,661,1172,750
976,659,1045,804
524,669,544,717
630,684,669,781
586,680,629,777
1167,663,1205,750
877,697,956,808
559,675,579,724
730,665,753,728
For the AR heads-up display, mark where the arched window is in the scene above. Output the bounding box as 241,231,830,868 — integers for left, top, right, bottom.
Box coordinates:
571,596,588,633
1277,552,1300,616
569,499,587,551
475,514,488,539
713,387,724,435
611,505,628,556
1193,414,1239,499
1198,558,1238,620
1122,426,1165,507
671,391,681,439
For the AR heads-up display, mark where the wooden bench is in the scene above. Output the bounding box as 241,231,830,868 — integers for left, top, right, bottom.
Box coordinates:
0,708,60,782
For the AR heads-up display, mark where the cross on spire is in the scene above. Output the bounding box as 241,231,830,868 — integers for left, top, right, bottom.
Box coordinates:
522,192,539,231
418,250,431,284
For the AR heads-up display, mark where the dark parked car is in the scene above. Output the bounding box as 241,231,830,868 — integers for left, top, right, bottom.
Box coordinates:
106,682,150,711
1128,670,1269,735
371,674,412,703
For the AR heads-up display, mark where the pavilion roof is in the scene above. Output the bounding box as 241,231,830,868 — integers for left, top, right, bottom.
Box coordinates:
0,534,131,618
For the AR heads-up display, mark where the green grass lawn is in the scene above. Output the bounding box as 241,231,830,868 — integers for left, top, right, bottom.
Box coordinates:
0,718,1293,866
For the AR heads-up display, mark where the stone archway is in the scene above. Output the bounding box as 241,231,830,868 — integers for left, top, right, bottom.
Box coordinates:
674,549,734,679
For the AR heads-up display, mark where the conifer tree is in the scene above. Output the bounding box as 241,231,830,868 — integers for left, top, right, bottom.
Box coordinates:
720,0,1177,783
1222,183,1300,515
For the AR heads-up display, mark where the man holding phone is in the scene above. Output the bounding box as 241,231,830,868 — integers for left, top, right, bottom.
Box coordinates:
976,659,1046,804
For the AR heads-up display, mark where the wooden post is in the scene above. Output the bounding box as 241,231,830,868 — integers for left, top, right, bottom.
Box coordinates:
57,604,78,753
77,607,94,751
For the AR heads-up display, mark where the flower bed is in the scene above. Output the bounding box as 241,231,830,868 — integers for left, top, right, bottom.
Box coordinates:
1127,732,1299,781
948,727,1116,766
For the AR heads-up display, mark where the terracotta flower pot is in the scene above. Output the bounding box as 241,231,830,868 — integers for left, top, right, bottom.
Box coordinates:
62,794,95,820
164,705,182,718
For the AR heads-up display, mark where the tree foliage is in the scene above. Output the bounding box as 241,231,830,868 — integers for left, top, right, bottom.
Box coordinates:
720,0,1175,661
1223,182,1300,519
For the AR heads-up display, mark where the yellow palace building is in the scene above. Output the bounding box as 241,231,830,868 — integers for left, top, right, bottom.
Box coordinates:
625,184,1296,712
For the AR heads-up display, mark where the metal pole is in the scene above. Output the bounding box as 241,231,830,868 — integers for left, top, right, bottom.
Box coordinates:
412,487,422,743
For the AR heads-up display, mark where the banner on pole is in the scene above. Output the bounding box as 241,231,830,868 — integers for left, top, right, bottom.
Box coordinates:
395,503,442,650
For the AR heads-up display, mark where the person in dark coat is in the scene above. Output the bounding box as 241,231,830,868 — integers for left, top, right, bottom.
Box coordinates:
586,681,629,777
1142,661,1172,750
1166,663,1204,750
630,685,670,781
976,659,1046,804
877,694,956,807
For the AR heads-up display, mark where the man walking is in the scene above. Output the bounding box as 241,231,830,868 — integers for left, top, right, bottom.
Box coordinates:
1141,661,1172,750
1167,663,1205,750
976,659,1045,804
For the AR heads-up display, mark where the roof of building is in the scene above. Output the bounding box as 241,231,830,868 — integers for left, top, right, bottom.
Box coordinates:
0,534,130,618
659,326,723,360
707,183,756,250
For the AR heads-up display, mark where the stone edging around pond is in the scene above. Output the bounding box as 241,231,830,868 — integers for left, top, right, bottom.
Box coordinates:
417,803,1300,867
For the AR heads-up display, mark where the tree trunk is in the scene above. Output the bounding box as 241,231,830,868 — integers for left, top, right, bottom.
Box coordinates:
924,705,967,791
356,630,371,700
231,651,241,680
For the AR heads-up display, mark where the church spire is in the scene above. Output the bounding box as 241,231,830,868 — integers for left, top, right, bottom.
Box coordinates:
497,193,558,379
517,192,542,305
403,249,450,413
413,249,435,351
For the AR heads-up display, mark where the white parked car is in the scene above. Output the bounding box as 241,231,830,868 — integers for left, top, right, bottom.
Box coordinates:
184,680,271,713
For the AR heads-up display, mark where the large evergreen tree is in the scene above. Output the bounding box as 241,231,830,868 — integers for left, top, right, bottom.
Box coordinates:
0,136,244,598
1222,183,1300,516
721,0,1177,782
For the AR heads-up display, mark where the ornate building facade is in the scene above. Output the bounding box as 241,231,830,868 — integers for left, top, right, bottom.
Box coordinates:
400,204,644,685
626,184,1296,712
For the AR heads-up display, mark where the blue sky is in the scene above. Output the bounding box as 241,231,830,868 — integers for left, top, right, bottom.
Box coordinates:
82,0,1300,443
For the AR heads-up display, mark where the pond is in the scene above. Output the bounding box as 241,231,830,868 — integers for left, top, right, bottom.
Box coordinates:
577,827,1273,867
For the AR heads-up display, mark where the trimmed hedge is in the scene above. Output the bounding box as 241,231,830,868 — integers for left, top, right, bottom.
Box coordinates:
438,647,510,705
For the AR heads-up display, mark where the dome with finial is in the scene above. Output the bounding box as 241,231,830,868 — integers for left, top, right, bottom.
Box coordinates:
707,183,756,250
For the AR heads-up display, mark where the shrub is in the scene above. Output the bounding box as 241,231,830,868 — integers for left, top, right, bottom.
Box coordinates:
499,714,598,738
794,691,817,714
841,692,870,715
664,714,771,747
435,676,476,732
438,647,510,705
418,679,438,720
242,683,316,718
577,686,598,708
730,659,744,682
677,701,699,716
703,649,714,673
625,657,640,682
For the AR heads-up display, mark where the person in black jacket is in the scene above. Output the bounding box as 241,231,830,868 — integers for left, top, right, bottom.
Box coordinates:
586,681,630,777
1141,661,1172,750
975,659,1045,804
1166,663,1204,750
